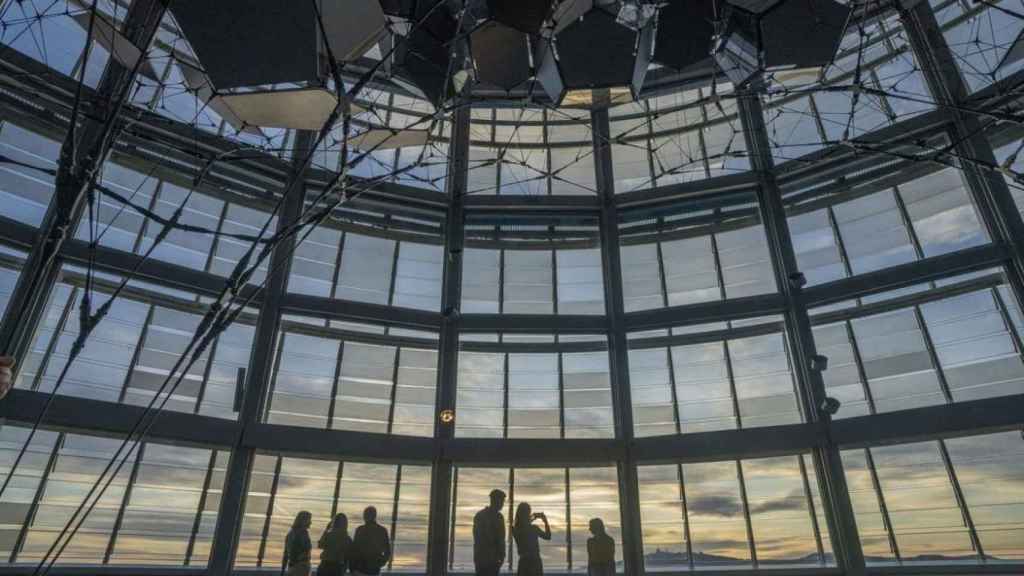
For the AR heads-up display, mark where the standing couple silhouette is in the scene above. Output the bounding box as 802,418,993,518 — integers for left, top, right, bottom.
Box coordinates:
473,489,615,576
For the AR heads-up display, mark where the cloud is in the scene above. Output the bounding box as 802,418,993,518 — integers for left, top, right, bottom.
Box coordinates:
687,496,741,517
748,491,807,515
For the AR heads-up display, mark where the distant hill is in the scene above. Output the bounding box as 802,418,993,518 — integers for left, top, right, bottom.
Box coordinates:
632,548,1000,568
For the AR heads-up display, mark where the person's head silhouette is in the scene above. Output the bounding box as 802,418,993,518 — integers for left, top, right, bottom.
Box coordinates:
293,510,312,531
363,506,377,524
514,502,532,530
489,489,506,510
331,513,348,534
589,518,606,536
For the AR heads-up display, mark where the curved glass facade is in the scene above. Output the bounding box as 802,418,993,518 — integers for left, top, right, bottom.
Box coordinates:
0,1,1023,575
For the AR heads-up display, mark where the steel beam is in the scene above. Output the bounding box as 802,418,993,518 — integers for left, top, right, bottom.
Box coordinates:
442,438,624,465
832,393,1024,449
899,1,1024,319
591,107,645,576
242,423,435,463
0,389,238,448
736,86,867,575
624,292,787,332
426,102,470,576
207,131,314,576
631,423,823,464
459,312,606,334
281,292,442,331
0,0,171,364
803,243,1010,307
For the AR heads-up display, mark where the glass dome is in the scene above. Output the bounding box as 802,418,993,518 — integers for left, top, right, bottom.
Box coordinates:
0,1,1022,575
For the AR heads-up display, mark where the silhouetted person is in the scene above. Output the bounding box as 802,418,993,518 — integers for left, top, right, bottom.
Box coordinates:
587,518,615,576
513,502,551,576
284,511,312,576
318,513,352,576
0,356,15,399
473,489,506,576
351,506,390,576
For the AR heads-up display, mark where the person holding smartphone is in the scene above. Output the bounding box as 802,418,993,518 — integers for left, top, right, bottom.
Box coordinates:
512,502,551,576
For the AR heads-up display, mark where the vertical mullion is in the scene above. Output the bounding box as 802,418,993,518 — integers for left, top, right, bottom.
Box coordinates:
498,246,505,314
331,461,344,519
553,245,563,440
447,467,458,572
912,305,954,403
103,442,146,564
643,101,657,187
329,231,346,300
696,90,713,178
891,185,928,263
493,110,503,196
709,217,728,303
656,239,683,435
193,333,220,415
798,454,826,564
29,286,79,393
185,450,219,565
388,465,402,571
503,353,510,439
261,331,289,424
723,340,743,430
386,237,401,307
806,94,830,145
387,348,402,435
543,109,553,196
507,468,515,573
825,206,855,283
654,232,671,309
564,468,572,571
781,331,808,423
844,320,878,415
256,456,283,568
202,201,229,277
991,286,1024,356
426,99,468,576
10,432,62,563
937,439,985,559
677,463,694,570
665,345,682,435
327,341,345,430
551,245,559,316
864,448,901,561
131,180,164,255
116,304,155,404
735,460,758,568
557,351,566,440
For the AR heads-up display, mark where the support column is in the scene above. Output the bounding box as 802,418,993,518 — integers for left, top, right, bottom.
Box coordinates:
0,0,170,362
591,107,645,576
900,1,1024,308
736,87,866,575
208,131,314,576
426,103,470,576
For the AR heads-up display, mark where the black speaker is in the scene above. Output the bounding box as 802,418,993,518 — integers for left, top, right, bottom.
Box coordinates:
487,0,553,34
651,0,719,72
471,21,532,91
170,1,320,90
